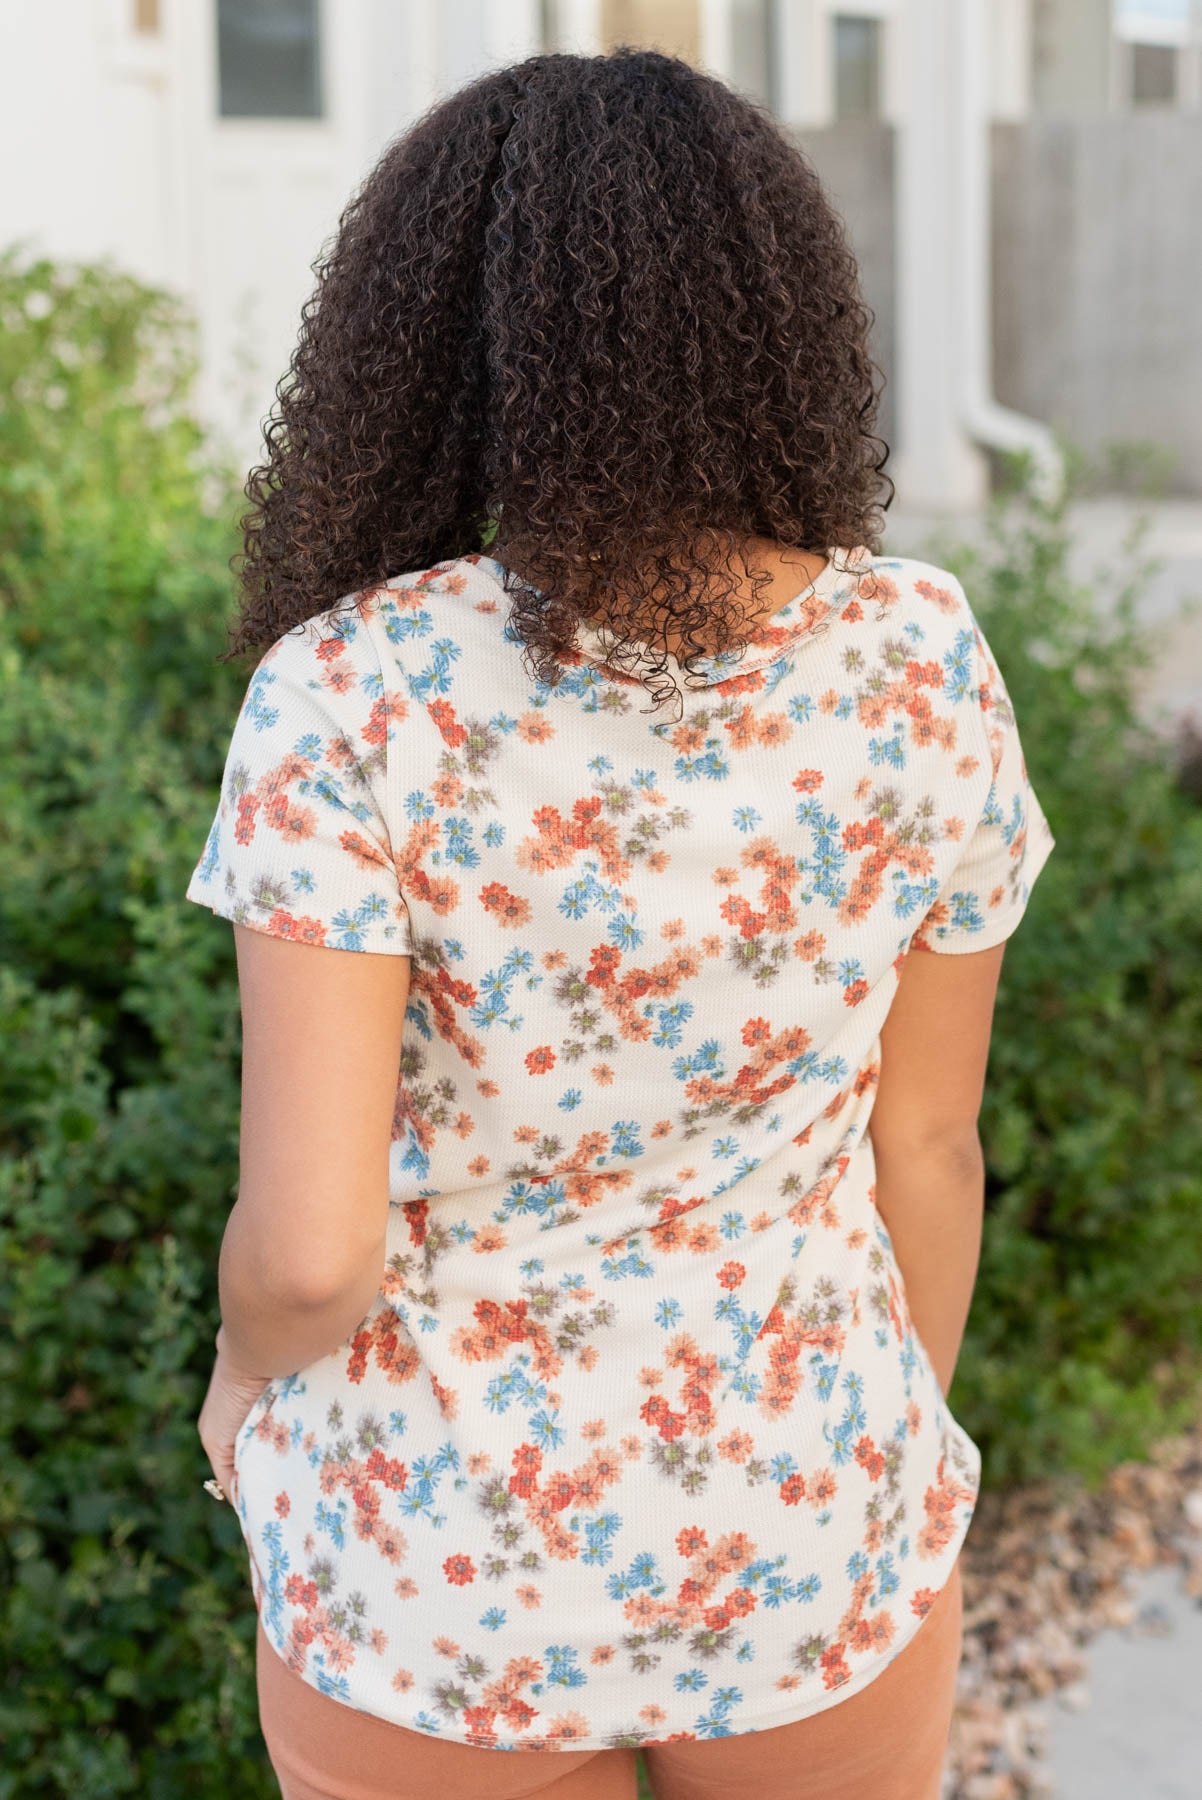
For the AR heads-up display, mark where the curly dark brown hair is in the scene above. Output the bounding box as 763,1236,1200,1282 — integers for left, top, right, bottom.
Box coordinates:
225,44,892,712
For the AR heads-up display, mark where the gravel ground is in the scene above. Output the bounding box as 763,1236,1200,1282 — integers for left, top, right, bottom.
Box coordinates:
942,1415,1202,1799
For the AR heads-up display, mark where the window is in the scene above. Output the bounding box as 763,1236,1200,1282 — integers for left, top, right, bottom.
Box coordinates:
217,0,323,120
1130,41,1178,101
833,14,882,122
1114,1,1195,107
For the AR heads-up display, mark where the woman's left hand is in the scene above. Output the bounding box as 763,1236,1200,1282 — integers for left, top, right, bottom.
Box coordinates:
197,1330,272,1505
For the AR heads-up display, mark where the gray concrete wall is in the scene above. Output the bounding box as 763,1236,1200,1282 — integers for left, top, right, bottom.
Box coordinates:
791,115,1202,497
792,123,896,457
1030,0,1115,114
991,113,1202,495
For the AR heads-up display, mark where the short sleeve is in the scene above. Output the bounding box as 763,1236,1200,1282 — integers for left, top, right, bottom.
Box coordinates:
912,610,1056,954
184,608,413,954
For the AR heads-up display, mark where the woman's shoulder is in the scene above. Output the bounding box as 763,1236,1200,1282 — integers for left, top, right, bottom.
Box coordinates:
846,550,972,623
841,550,991,678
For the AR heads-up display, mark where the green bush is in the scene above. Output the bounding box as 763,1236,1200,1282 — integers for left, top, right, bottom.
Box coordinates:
1,252,1200,1793
906,455,1202,1484
0,251,271,1797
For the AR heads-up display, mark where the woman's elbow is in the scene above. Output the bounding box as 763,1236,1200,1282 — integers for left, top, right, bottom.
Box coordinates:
224,1193,387,1311
870,1126,985,1184
263,1255,380,1312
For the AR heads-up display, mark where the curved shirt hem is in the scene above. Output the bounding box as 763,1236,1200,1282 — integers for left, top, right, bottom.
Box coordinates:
249,1530,972,1756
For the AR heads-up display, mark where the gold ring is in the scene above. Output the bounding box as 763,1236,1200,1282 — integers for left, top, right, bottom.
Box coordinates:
203,1477,229,1503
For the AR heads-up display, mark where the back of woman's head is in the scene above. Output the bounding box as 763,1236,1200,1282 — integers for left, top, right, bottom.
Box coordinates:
230,45,892,688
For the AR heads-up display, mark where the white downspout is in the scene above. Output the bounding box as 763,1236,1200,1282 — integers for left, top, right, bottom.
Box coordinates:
957,0,1064,505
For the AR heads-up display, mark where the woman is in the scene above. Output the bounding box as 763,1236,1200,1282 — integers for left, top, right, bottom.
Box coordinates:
189,45,1055,1800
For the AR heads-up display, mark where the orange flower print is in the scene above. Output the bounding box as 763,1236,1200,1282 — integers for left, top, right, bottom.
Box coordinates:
850,1611,896,1654
432,773,464,807
516,712,555,744
547,1713,592,1742
480,881,533,927
427,698,468,747
914,577,962,613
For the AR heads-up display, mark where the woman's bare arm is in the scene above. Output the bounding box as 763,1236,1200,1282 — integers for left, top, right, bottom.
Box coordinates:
215,924,411,1379
869,941,1008,1400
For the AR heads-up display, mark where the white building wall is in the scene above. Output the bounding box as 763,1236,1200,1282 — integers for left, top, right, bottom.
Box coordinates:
0,0,537,465
171,0,381,462
0,0,1057,494
1,2,173,288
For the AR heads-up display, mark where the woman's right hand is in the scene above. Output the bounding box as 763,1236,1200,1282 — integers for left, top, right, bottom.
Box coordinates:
197,1328,272,1506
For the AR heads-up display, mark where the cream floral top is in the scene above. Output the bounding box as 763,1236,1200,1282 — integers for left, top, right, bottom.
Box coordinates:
186,545,1055,1750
